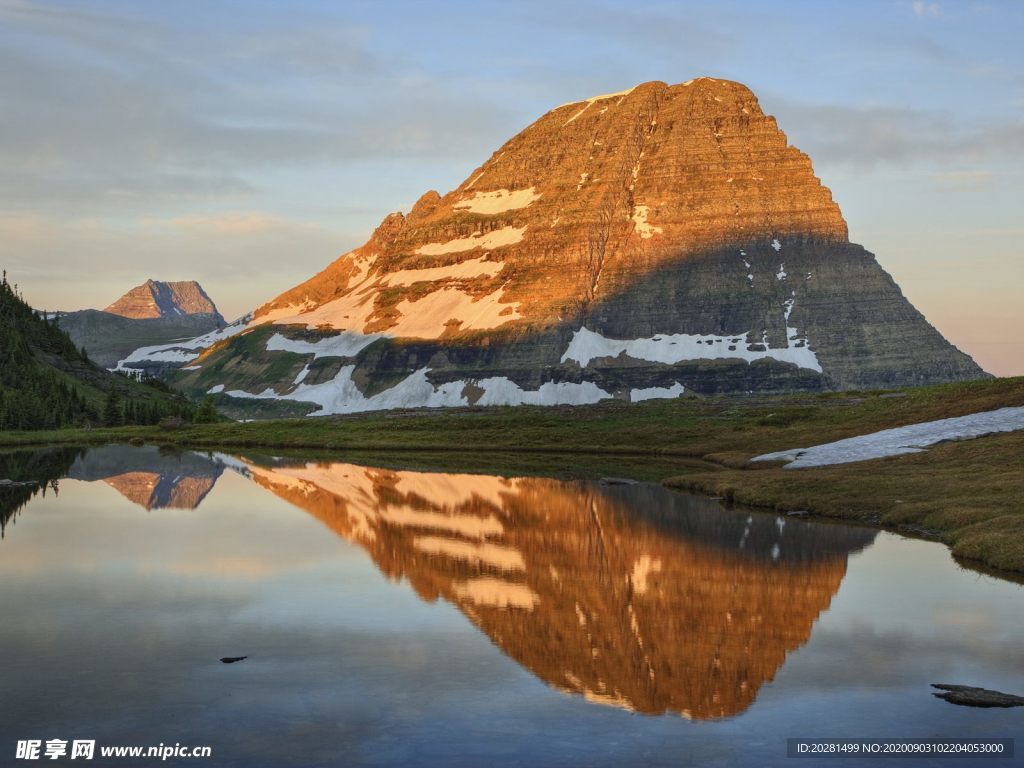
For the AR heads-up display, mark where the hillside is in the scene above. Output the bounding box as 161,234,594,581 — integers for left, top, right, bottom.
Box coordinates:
57,309,226,369
0,273,197,430
55,279,225,369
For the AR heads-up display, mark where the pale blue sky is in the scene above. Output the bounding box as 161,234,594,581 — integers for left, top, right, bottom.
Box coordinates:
1,0,1021,373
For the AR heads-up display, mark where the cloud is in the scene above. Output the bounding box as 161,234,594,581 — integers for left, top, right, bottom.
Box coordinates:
169,212,323,236
931,169,994,187
769,99,1024,169
0,211,352,319
0,2,518,217
912,1,941,17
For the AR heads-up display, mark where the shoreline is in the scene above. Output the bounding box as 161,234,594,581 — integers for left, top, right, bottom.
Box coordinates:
2,376,1022,574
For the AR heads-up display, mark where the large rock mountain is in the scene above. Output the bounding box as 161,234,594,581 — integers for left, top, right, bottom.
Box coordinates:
105,279,223,322
125,78,984,415
57,280,226,369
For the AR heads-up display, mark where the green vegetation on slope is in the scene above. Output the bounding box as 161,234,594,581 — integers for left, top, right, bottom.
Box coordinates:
0,272,202,430
2,377,1020,454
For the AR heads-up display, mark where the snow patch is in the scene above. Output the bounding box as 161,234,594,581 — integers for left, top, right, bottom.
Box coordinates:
116,345,200,367
225,366,467,415
221,365,624,415
473,377,610,407
631,555,662,596
561,326,822,373
413,537,525,571
753,407,1024,468
267,331,382,360
385,255,505,285
416,226,526,256
114,315,253,371
378,509,504,539
265,255,512,338
631,205,662,239
771,239,782,252
559,86,637,124
454,187,541,215
631,382,686,402
389,286,522,338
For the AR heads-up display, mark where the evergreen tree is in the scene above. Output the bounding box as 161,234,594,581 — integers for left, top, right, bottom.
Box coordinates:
103,386,121,427
194,395,218,424
0,271,199,431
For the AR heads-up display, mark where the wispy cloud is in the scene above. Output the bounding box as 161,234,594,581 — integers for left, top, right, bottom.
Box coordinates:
932,169,994,187
912,1,941,17
1,211,350,318
770,100,1024,168
0,2,517,217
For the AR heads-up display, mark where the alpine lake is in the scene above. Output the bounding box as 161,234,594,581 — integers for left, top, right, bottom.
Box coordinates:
1,444,1021,767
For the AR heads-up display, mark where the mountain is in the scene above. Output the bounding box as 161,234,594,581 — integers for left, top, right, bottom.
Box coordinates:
0,273,195,430
56,280,226,369
121,78,985,417
105,279,224,321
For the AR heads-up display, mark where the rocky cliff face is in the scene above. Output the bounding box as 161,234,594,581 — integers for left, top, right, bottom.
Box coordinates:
123,78,983,413
105,280,224,322
57,280,226,369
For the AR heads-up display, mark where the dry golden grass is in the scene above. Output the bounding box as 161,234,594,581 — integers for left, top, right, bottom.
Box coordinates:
667,430,1024,572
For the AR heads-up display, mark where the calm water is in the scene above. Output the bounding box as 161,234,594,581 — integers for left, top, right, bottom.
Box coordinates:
1,445,1022,767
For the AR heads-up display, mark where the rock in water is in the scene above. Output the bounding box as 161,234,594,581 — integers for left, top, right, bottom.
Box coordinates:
151,78,984,416
932,684,1024,708
220,656,248,664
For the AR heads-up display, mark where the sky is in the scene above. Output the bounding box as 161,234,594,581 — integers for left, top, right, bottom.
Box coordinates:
1,0,1021,375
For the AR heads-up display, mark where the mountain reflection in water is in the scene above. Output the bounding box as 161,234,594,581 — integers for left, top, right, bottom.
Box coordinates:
35,445,879,721
68,446,223,510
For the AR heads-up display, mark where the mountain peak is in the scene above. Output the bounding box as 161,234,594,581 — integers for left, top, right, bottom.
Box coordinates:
130,76,983,413
104,280,224,322
253,76,847,332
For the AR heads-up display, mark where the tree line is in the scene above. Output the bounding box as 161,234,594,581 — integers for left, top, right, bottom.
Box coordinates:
0,273,213,430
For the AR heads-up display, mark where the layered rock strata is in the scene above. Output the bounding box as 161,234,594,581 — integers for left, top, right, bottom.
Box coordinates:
105,280,223,322
121,78,982,413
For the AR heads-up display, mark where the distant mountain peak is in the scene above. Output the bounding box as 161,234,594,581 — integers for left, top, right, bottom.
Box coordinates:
105,280,224,322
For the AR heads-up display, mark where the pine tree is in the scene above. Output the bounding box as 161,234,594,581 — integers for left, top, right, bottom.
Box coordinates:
103,385,121,427
194,395,218,424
